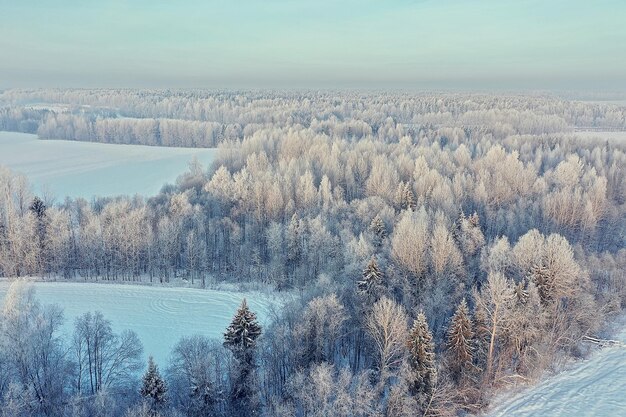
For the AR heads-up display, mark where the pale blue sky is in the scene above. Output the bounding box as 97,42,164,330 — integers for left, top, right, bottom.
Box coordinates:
1,0,625,90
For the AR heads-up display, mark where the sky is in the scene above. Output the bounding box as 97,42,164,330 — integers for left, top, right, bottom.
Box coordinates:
0,0,625,90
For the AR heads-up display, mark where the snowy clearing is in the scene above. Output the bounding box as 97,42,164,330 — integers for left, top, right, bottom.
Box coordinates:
0,281,277,365
570,130,626,142
579,100,626,107
0,131,216,199
486,324,626,416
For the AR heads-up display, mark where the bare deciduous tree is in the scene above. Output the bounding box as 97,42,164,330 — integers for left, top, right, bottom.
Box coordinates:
366,297,409,384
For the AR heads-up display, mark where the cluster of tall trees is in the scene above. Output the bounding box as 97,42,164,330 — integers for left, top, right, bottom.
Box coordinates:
0,90,625,416
0,281,263,417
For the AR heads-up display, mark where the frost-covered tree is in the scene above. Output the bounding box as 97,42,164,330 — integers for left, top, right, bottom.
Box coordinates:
224,299,262,415
1,383,33,417
357,257,384,301
369,214,387,247
471,302,491,374
224,299,262,359
0,281,66,416
0,90,624,415
366,297,408,384
140,356,167,413
391,208,430,283
286,363,379,417
406,311,437,408
474,272,514,382
297,294,347,365
73,311,143,395
167,336,229,417
445,299,474,383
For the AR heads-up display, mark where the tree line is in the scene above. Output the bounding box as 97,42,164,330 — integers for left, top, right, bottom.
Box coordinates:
1,90,626,149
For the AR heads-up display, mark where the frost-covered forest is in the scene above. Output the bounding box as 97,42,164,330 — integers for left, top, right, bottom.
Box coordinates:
0,90,625,417
1,89,626,147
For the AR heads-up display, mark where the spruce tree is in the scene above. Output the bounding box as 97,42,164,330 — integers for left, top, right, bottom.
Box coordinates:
453,210,485,254
514,280,529,305
468,212,480,228
403,183,416,211
395,182,416,211
29,196,47,219
446,299,474,382
224,299,262,416
369,215,387,246
224,299,262,360
406,312,437,407
357,257,384,300
529,264,554,304
472,303,490,373
29,196,48,272
286,214,301,267
140,356,167,413
452,210,466,242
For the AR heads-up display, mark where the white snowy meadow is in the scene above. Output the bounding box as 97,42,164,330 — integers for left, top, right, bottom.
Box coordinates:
0,132,216,199
0,281,276,365
487,320,626,417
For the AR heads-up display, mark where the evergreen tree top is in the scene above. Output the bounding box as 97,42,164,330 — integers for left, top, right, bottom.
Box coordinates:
407,312,435,362
406,311,437,400
141,356,167,406
357,257,384,296
224,298,262,353
29,196,47,218
446,299,474,357
446,299,475,382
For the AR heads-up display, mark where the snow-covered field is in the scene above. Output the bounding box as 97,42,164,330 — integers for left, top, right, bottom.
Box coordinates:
0,132,216,199
581,100,626,106
571,130,626,142
0,281,277,364
487,324,626,416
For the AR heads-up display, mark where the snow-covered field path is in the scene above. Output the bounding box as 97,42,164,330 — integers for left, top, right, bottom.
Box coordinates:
0,281,278,365
487,325,626,416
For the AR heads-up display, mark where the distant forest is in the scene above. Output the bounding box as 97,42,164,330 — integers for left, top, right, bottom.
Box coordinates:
1,89,626,147
0,90,625,417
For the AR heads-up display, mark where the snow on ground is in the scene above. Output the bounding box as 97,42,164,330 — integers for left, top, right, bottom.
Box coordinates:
0,281,277,365
570,130,626,142
0,132,216,199
486,322,626,417
579,100,626,106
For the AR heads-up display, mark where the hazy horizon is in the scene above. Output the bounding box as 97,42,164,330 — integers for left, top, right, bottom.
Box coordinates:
1,0,625,91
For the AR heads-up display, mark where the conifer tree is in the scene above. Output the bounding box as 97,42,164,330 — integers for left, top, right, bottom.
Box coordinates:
286,214,301,266
529,264,554,304
369,215,387,246
445,299,474,382
224,299,262,360
140,356,167,414
224,299,262,416
403,183,416,211
513,280,529,304
406,312,437,407
395,182,416,211
468,212,480,228
471,303,490,373
452,210,466,241
29,196,47,219
453,211,484,251
357,257,384,300
29,196,49,273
